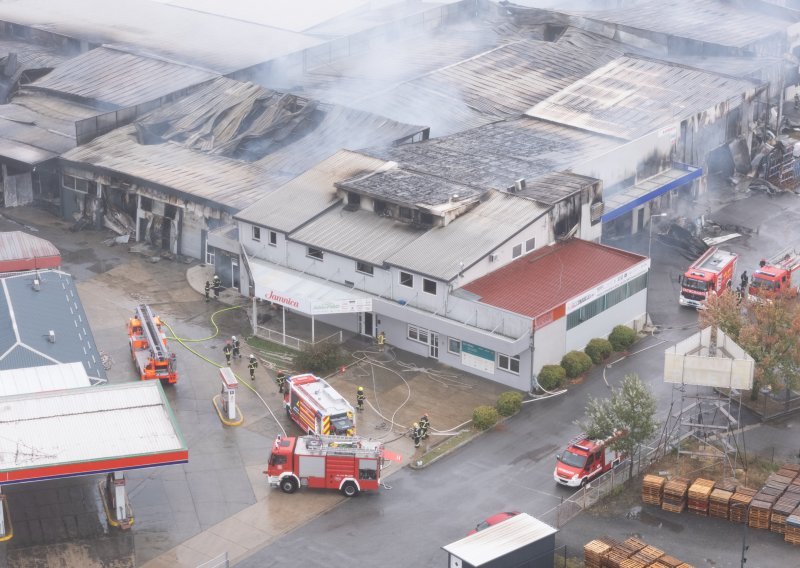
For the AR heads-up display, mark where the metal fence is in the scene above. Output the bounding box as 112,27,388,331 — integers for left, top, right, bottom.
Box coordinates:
254,326,343,351
539,445,661,529
195,552,228,568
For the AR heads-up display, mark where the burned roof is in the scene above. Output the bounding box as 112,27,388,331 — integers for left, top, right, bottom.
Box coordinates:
337,168,483,209
0,269,106,383
508,171,598,205
27,46,218,109
527,55,759,140
0,37,72,103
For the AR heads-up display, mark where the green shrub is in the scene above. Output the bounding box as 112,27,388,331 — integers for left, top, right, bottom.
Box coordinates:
585,338,613,365
537,365,566,390
496,391,523,416
292,342,344,375
473,405,499,430
561,350,593,378
609,325,637,352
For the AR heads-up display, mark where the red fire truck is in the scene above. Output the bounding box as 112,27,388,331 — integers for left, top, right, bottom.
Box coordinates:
265,434,399,496
127,304,177,384
749,247,800,298
284,374,355,436
678,247,737,308
553,432,625,487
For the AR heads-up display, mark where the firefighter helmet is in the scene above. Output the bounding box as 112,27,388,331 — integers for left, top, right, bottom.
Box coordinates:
232,335,237,341
358,386,364,392
249,354,256,361
413,422,419,429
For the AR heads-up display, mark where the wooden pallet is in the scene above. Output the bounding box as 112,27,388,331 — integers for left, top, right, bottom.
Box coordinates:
642,474,665,506
785,513,800,546
771,495,800,534
631,544,664,565
715,479,738,493
730,489,755,523
662,478,690,514
585,539,614,568
657,556,685,568
688,478,715,516
748,500,773,530
709,488,732,519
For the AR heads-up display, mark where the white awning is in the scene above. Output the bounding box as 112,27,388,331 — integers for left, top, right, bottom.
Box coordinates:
0,362,91,397
249,258,373,315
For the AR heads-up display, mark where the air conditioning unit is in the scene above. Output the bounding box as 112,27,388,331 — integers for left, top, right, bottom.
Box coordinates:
513,178,526,193
32,278,40,291
488,253,499,262
48,330,55,343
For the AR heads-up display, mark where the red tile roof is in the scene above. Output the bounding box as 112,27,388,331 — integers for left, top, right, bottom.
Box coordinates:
462,239,646,319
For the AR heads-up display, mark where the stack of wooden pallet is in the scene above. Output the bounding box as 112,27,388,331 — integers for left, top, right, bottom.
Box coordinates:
585,537,693,567
585,538,616,568
749,495,775,530
771,493,800,534
777,465,800,482
729,487,756,523
662,478,690,514
709,487,733,519
688,478,715,516
642,474,665,506
785,510,800,546
651,556,687,568
715,479,738,494
630,544,664,565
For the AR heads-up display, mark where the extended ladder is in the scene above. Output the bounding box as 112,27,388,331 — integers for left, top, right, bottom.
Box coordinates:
136,304,167,361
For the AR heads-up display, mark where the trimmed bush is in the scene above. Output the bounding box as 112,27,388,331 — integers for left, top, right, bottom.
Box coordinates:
609,325,637,352
473,405,499,430
292,342,344,375
561,350,593,378
585,338,613,365
496,391,523,416
538,364,566,390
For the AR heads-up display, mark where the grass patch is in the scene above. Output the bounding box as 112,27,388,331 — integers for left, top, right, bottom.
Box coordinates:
416,430,475,467
246,335,297,357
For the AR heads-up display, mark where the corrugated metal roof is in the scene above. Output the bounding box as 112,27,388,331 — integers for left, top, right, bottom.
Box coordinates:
527,55,759,140
235,150,389,232
567,0,790,50
508,171,598,206
0,0,324,74
0,381,187,482
0,93,101,164
0,37,72,103
60,125,289,213
462,239,647,320
0,362,91,397
0,231,60,264
290,205,426,266
28,46,218,109
442,513,557,567
0,269,107,382
658,55,783,81
386,191,549,281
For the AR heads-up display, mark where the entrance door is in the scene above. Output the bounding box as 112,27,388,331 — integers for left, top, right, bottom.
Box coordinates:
359,312,374,337
429,332,439,359
231,256,240,289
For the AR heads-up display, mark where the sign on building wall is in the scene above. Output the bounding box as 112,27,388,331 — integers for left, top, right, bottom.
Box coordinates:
565,260,650,314
461,341,495,374
264,289,372,315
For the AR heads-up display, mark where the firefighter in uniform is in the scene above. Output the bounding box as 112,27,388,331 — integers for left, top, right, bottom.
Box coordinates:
412,422,422,448
376,331,386,352
248,354,258,381
276,370,286,394
356,386,365,411
204,280,211,302
212,274,221,298
231,336,241,359
419,413,430,440
223,341,232,365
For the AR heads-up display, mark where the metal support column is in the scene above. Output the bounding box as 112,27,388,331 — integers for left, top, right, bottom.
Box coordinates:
0,485,5,537
112,471,129,524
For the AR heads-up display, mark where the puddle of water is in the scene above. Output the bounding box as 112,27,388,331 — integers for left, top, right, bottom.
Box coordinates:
627,506,684,533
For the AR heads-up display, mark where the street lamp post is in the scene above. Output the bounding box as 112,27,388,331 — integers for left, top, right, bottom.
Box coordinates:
729,501,750,567
648,213,668,259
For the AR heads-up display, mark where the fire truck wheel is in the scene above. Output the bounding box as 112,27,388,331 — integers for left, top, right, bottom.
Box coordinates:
280,477,298,494
341,481,359,497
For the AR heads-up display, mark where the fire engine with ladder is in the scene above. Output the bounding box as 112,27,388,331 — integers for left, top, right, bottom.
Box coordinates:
265,434,400,496
553,431,625,487
678,246,737,308
749,247,800,297
284,374,355,436
128,304,178,384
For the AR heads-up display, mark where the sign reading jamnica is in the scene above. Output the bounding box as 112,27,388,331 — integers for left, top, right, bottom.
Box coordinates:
565,260,650,314
264,290,373,315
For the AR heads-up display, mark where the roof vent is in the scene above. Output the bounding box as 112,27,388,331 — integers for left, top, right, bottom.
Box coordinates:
514,179,526,193
33,278,40,291
48,330,55,343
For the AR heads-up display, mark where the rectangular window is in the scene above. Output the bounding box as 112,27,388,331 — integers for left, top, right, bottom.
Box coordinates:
62,174,90,193
356,262,374,276
512,244,522,258
448,338,461,354
206,246,215,266
269,231,277,246
141,196,153,212
566,273,648,330
525,237,536,252
407,324,430,345
252,226,261,242
400,271,413,288
423,278,437,295
497,353,520,374
307,247,324,260
399,207,413,220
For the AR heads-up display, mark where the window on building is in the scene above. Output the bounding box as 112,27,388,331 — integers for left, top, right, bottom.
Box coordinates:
526,237,536,252
408,324,430,345
512,244,523,258
348,192,361,207
423,278,437,295
448,338,461,354
420,213,434,225
141,196,153,212
206,246,215,267
307,247,324,260
566,273,648,330
269,231,277,246
497,353,520,374
62,174,90,193
374,200,387,215
399,207,413,220
400,271,413,288
356,261,374,276
252,226,261,242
